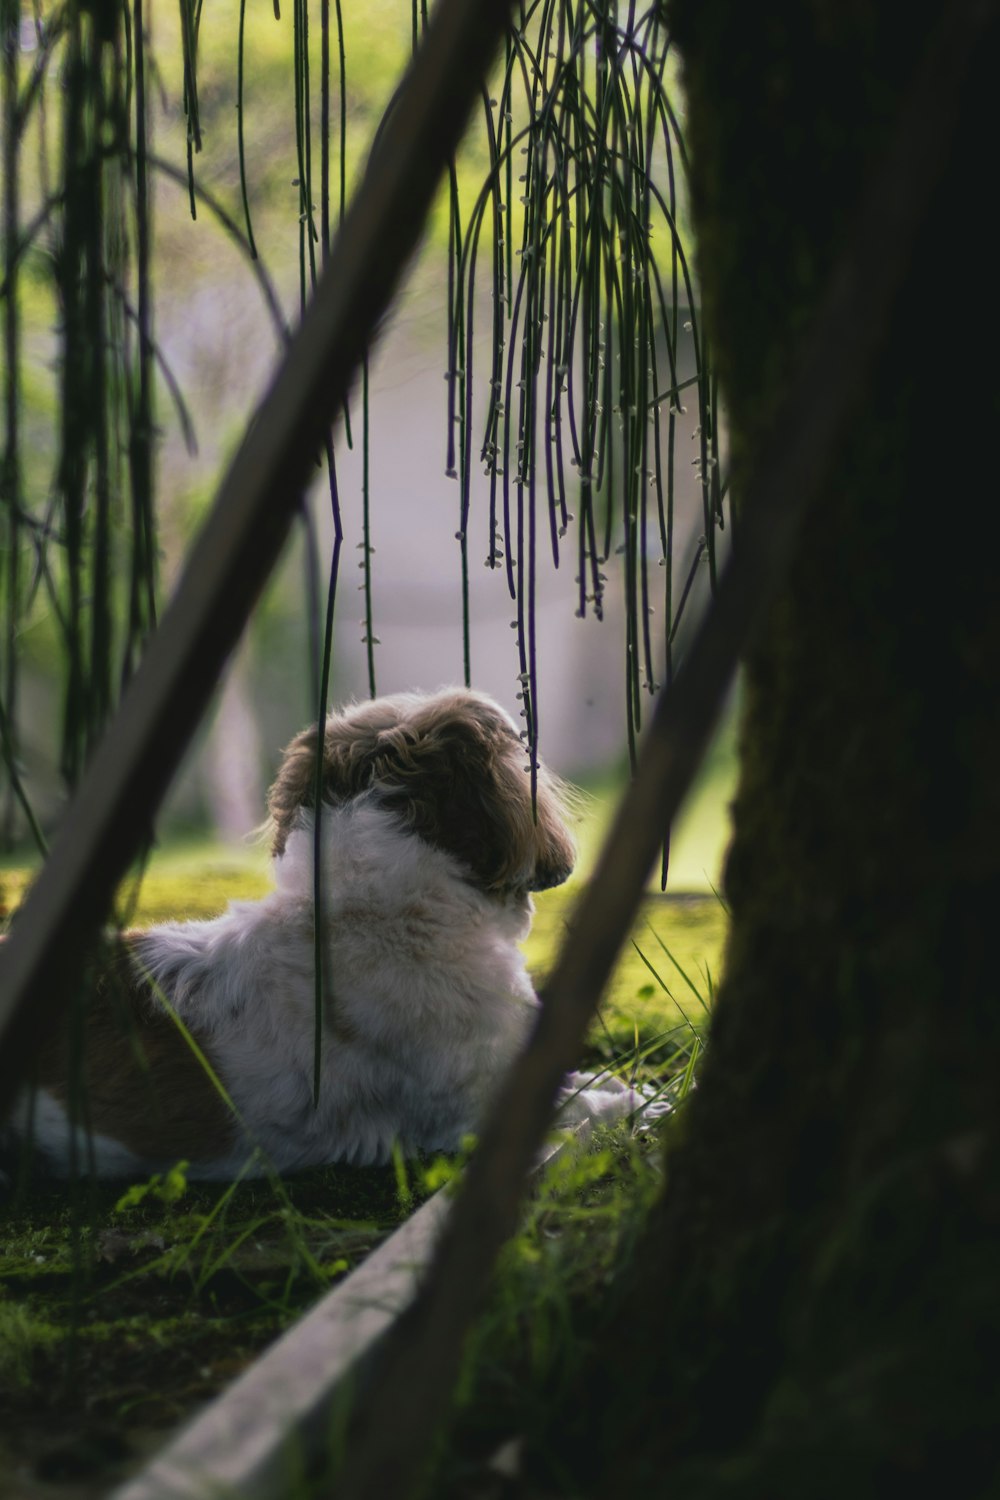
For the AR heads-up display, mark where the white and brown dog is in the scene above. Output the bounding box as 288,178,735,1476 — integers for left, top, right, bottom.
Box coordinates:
8,688,647,1180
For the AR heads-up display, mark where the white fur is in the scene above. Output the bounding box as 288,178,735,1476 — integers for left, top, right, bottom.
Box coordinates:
20,687,664,1180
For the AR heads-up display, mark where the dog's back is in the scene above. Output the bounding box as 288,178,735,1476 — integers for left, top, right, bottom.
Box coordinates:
2,688,578,1180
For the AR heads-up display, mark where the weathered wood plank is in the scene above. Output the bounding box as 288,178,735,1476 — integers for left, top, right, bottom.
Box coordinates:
110,1194,450,1500
109,1133,583,1500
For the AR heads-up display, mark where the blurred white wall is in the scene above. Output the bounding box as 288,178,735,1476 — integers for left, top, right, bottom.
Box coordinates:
149,233,717,829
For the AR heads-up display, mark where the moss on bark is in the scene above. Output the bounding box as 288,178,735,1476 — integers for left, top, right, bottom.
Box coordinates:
549,3,1000,1493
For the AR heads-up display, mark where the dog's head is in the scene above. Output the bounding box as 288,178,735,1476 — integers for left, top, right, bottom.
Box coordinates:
267,688,576,895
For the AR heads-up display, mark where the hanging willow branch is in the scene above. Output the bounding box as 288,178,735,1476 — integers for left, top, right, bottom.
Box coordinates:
0,0,159,849
2,0,714,865
445,0,719,791
2,0,24,847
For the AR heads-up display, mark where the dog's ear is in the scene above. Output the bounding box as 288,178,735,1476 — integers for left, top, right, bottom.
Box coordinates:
373,698,576,894
267,712,424,856
267,726,318,856
267,722,368,856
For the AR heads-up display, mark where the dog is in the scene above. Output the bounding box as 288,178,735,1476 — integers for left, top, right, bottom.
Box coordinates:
7,687,649,1180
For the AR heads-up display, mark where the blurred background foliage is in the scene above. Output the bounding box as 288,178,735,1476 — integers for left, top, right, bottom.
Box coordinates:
1,0,735,887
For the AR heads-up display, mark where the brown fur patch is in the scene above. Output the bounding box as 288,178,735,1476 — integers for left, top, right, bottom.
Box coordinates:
33,936,238,1166
267,689,576,893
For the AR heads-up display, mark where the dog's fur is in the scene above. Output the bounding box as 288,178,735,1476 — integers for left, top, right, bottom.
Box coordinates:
7,688,639,1179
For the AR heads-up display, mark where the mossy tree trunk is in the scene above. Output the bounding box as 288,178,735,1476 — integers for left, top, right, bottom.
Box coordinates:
557,2,1000,1492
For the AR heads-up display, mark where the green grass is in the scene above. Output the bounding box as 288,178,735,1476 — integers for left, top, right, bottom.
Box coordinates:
425,1125,671,1499
0,1160,425,1491
525,883,723,1058
0,798,726,1493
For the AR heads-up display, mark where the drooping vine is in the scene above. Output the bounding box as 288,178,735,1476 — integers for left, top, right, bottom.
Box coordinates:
444,0,721,789
0,0,721,883
0,0,162,840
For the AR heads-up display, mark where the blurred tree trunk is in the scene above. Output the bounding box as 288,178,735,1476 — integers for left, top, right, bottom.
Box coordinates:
555,2,1000,1493
203,645,264,843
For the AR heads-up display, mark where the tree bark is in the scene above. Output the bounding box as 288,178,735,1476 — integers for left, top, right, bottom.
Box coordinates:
554,2,1000,1492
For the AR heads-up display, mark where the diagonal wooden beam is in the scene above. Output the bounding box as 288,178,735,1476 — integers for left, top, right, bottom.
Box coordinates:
0,0,516,1111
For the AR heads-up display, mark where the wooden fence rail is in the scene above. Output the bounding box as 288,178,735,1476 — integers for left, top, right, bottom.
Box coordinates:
110,1131,586,1500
